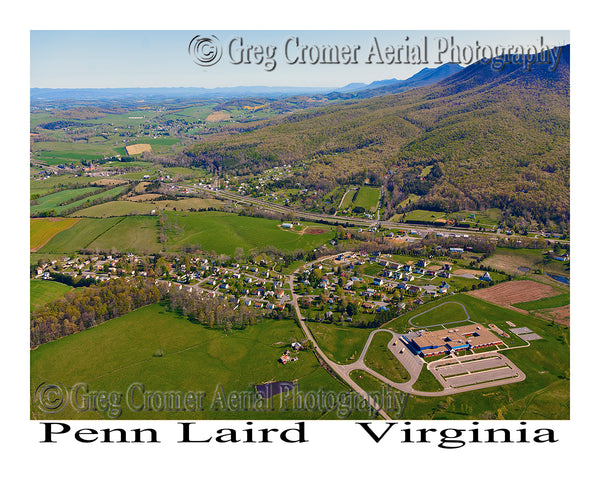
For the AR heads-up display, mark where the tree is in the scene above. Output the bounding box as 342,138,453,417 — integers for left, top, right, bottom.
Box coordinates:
346,302,358,317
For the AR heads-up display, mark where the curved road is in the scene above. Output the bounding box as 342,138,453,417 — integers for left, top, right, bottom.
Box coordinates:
287,253,526,419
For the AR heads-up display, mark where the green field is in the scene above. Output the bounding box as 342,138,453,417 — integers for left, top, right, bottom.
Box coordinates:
30,175,100,196
30,303,365,420
30,279,73,312
411,367,443,393
163,211,335,256
61,185,127,213
31,187,101,214
402,209,447,223
340,188,357,210
364,332,410,383
514,293,570,311
306,322,371,364
30,217,80,252
87,216,161,253
353,186,380,212
75,201,158,217
349,370,405,419
407,301,469,327
38,217,123,253
482,247,570,277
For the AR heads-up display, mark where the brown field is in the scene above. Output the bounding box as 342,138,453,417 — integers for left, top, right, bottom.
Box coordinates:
134,181,150,193
305,227,326,235
205,111,231,122
30,217,80,252
125,143,152,155
453,268,482,276
468,280,561,307
92,178,127,187
537,305,570,325
128,193,163,202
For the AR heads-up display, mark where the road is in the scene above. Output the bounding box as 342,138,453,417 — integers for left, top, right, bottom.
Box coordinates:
189,185,569,244
286,252,527,419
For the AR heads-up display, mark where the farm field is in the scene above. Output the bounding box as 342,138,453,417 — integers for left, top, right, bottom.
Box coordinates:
30,175,101,196
75,200,157,217
353,186,380,212
402,209,447,223
30,279,73,312
30,187,100,214
87,216,162,253
468,280,563,308
482,247,570,277
37,217,123,253
62,185,127,213
30,217,80,252
30,303,362,420
163,211,335,256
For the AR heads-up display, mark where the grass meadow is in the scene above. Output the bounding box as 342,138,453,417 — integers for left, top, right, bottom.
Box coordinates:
30,303,365,420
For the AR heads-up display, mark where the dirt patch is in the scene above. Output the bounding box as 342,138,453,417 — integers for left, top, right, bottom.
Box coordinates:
537,305,570,326
468,280,561,307
454,268,482,276
206,111,231,122
92,178,127,187
305,227,326,235
128,194,162,202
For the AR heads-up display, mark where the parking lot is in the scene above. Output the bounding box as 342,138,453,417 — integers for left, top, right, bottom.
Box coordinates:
429,353,523,389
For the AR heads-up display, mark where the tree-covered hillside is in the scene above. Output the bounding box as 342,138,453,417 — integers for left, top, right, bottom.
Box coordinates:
184,47,569,230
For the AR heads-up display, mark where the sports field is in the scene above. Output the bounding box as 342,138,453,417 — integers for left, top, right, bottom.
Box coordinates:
30,303,362,420
30,217,80,252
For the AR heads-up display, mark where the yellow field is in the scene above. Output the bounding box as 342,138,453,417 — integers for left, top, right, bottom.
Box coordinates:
30,217,80,252
205,111,230,122
124,143,152,155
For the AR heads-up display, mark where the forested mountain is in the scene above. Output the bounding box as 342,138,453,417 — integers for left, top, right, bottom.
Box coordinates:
184,47,570,228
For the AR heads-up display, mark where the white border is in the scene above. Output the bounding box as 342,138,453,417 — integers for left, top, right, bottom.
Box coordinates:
3,0,596,477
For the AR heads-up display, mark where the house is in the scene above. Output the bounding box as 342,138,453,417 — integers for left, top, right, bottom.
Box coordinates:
417,259,430,267
275,289,285,299
291,342,302,351
480,272,493,282
449,247,464,253
373,278,383,286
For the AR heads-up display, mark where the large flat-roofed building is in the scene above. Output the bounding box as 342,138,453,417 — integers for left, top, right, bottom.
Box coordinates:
402,324,503,358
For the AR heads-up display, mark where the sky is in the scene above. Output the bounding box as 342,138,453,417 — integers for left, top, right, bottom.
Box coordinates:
30,30,570,89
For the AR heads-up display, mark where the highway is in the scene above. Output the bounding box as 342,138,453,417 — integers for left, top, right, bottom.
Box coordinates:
187,184,568,244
